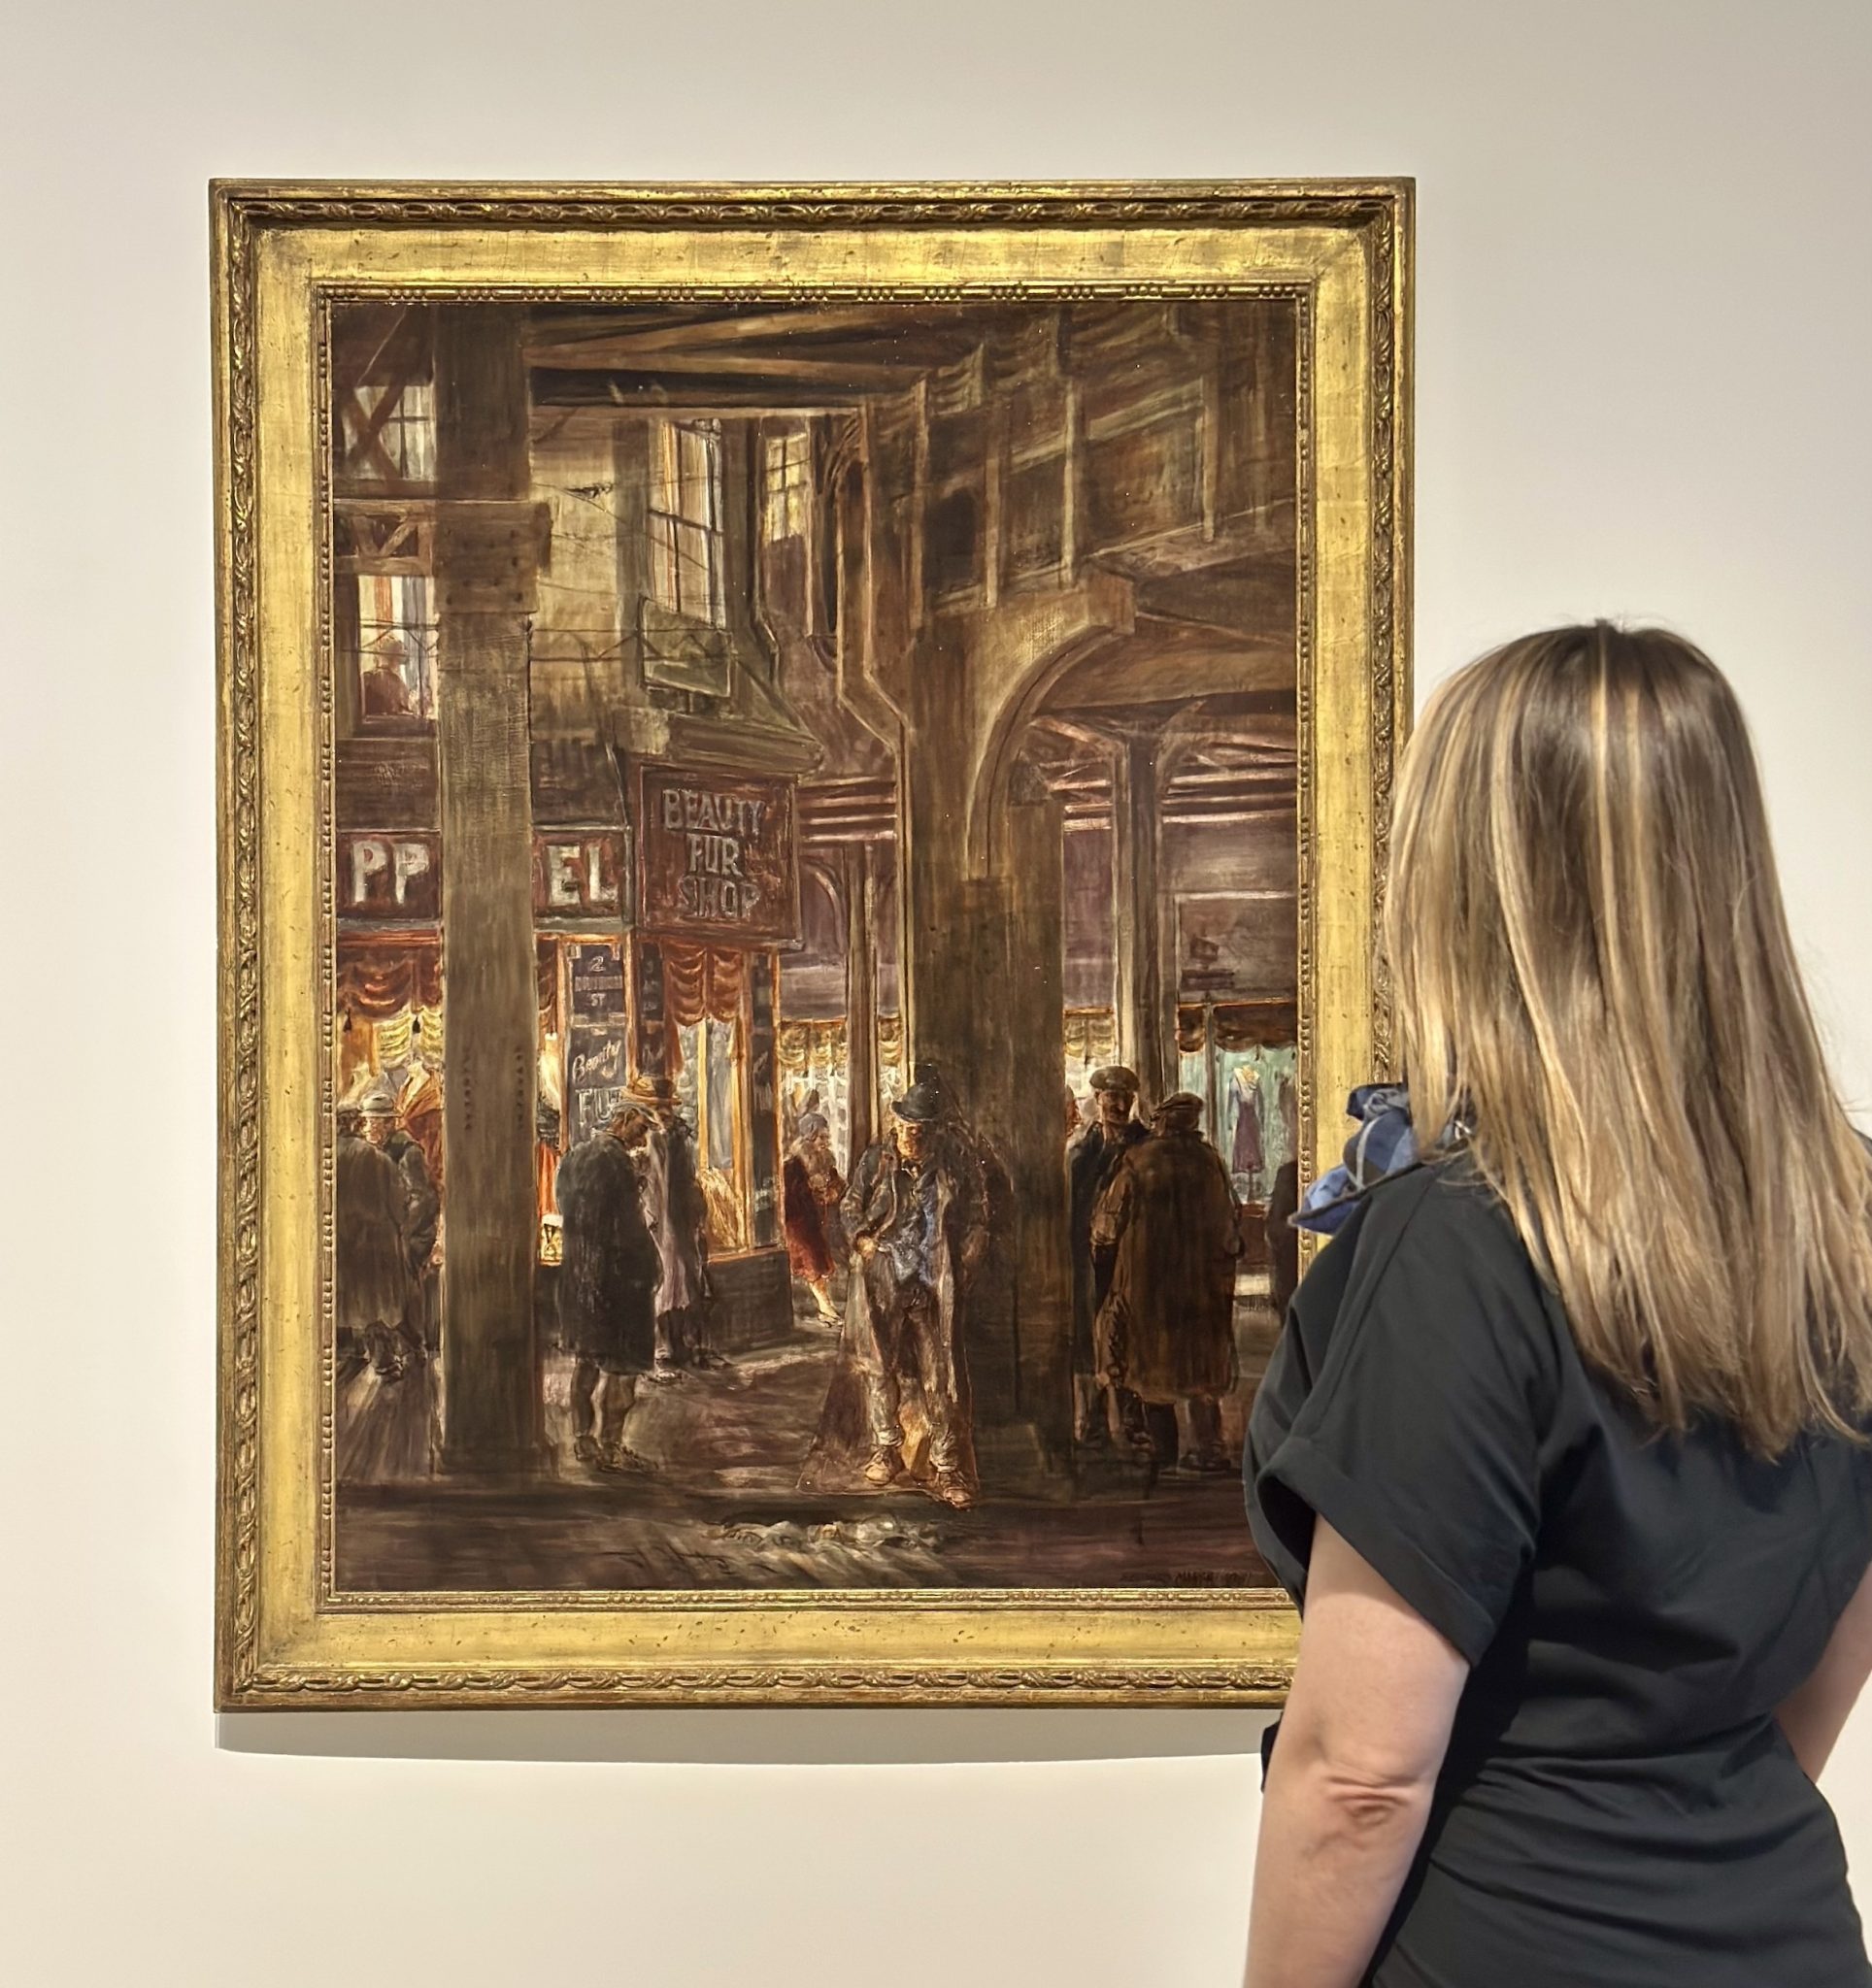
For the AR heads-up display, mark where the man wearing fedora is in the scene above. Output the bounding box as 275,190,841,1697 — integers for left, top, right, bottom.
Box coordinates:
1091,1090,1242,1473
799,1077,990,1508
553,1101,660,1472
1068,1065,1150,1451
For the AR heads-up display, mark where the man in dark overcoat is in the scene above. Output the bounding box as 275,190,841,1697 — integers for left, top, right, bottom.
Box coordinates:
798,1079,990,1508
1067,1064,1150,1450
361,1088,439,1355
1091,1091,1242,1473
336,1102,411,1379
554,1104,661,1472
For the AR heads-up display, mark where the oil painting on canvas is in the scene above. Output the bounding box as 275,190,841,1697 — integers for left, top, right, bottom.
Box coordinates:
332,292,1302,1593
214,182,1408,1703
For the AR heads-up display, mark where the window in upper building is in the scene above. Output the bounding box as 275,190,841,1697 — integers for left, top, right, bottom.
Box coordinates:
354,573,437,723
762,428,811,542
648,418,726,628
341,381,436,484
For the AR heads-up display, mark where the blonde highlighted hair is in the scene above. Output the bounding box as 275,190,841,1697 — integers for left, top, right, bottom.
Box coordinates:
1386,622,1872,1455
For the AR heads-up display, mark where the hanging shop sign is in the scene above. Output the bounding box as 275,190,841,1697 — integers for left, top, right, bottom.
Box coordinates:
532,831,629,923
568,940,625,1021
565,941,631,1146
636,766,799,944
337,832,442,924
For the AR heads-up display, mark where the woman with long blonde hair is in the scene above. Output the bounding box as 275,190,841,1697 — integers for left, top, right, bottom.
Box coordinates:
1245,623,1872,1986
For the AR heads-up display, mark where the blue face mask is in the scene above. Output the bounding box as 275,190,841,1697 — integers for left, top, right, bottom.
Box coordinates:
1290,1083,1439,1236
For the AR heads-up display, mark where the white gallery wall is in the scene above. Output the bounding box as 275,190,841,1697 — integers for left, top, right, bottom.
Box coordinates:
3,3,1867,1982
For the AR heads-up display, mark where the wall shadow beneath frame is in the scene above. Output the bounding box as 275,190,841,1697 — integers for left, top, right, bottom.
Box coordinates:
217,1706,1276,1767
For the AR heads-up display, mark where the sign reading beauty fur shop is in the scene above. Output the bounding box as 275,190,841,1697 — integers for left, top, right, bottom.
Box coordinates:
636,764,799,944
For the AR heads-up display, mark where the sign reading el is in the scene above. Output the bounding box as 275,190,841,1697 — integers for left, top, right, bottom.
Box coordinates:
637,766,799,944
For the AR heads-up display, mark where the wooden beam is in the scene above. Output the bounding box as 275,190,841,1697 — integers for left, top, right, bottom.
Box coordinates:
524,305,977,358
529,348,925,390
529,331,978,375
1045,636,1292,711
528,369,873,413
1132,562,1295,637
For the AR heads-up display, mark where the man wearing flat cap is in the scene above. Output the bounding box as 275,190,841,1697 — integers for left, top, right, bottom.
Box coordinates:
1090,1090,1242,1472
799,1076,990,1508
1068,1065,1150,1451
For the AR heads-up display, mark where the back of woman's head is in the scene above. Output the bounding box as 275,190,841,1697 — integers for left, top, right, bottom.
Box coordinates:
1386,621,1872,1455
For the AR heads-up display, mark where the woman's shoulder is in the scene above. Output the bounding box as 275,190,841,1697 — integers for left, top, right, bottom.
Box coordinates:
1322,1155,1564,1380
1354,1150,1534,1264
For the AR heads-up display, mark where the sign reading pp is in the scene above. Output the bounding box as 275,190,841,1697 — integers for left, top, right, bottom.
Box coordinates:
338,832,442,923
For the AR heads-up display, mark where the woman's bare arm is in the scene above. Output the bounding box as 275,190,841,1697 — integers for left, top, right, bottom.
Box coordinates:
1246,1521,1470,1988
1777,1557,1872,1780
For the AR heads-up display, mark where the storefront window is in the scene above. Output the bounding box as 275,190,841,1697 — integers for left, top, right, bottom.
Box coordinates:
1177,1001,1297,1206
782,1037,847,1168
1063,1007,1120,1123
677,1017,750,1254
334,940,446,1191
706,1018,736,1171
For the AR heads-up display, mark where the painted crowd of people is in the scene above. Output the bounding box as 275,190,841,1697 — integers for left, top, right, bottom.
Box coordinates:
1070,1066,1244,1475
789,1059,1252,1509
552,1074,719,1474
338,1045,1261,1506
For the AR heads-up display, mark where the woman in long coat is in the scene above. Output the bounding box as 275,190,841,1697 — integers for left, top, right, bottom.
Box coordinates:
783,1111,845,1323
1090,1091,1241,1469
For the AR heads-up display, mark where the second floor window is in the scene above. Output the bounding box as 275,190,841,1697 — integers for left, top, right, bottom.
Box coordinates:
762,428,810,541
341,380,435,484
355,573,436,723
648,418,725,628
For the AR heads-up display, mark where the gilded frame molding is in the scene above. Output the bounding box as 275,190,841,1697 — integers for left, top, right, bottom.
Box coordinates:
213,181,1413,1708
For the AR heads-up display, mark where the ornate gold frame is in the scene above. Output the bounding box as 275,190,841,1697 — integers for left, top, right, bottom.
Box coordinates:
214,181,1412,1709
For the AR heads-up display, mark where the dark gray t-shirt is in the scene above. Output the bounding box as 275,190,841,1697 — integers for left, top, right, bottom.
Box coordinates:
1247,1159,1872,1987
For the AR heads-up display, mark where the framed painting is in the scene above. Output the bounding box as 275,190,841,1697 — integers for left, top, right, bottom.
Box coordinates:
214,180,1412,1706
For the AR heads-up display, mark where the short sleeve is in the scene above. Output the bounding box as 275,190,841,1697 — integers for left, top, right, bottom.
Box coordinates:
1250,1171,1554,1665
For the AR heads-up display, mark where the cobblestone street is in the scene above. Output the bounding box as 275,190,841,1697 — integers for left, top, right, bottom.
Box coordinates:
335,1291,1282,1593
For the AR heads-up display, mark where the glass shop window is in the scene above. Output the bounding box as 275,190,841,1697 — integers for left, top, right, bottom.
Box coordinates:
675,1017,750,1254
762,428,811,542
649,418,726,628
355,573,437,723
342,381,436,483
